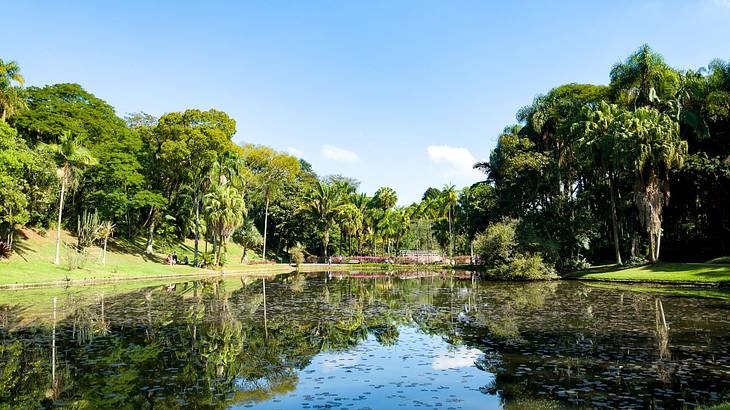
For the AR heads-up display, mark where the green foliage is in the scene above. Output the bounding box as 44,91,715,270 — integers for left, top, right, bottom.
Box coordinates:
288,243,305,266
474,219,557,280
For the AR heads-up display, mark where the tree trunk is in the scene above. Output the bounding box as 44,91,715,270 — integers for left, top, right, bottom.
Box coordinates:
262,196,269,261
145,210,156,255
448,206,453,257
54,177,66,265
194,196,200,266
608,171,623,265
102,238,107,265
240,242,248,263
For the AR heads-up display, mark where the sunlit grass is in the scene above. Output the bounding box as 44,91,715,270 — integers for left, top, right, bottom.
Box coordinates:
568,262,730,283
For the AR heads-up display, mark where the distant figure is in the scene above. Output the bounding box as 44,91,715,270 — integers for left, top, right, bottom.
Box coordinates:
183,255,189,265
166,254,173,265
164,284,176,292
328,256,332,265
172,252,178,264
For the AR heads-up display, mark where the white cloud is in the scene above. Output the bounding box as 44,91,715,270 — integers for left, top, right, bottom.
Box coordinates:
286,147,304,157
432,347,481,370
427,145,482,180
321,144,359,162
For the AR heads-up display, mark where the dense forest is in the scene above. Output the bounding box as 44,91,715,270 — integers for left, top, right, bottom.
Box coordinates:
0,44,729,272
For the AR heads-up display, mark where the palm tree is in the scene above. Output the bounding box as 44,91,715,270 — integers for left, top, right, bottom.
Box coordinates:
204,184,246,265
0,59,27,122
610,44,680,110
47,131,97,265
442,185,458,257
574,101,627,265
337,203,362,256
623,107,687,263
370,187,397,255
97,221,115,265
300,181,343,259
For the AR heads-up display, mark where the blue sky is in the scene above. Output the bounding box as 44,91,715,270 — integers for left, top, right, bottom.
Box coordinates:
4,0,730,204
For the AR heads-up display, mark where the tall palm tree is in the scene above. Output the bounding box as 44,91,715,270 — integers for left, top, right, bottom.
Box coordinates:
300,181,343,259
0,59,27,122
204,184,246,265
337,203,362,256
47,131,97,265
623,107,687,263
574,101,627,265
442,185,458,257
370,187,397,256
610,44,680,110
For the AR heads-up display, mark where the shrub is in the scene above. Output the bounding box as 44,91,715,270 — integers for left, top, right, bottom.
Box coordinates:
198,252,215,268
474,219,556,280
0,241,11,259
289,245,305,266
473,219,518,265
490,253,557,280
306,255,319,264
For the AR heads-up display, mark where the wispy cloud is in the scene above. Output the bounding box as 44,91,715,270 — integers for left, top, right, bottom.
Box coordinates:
427,145,482,180
286,147,304,157
322,144,359,162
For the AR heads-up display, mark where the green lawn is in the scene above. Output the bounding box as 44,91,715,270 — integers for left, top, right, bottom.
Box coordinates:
0,228,293,286
568,262,730,284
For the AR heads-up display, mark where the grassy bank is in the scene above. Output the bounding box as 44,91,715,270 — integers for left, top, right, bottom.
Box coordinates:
567,262,730,285
0,228,299,287
0,229,458,287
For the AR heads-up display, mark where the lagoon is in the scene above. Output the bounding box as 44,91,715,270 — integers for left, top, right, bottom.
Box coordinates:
1,272,729,408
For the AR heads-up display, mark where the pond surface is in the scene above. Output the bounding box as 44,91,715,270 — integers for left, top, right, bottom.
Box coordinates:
1,271,729,409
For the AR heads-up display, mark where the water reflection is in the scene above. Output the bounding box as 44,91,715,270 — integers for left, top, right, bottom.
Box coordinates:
0,272,729,408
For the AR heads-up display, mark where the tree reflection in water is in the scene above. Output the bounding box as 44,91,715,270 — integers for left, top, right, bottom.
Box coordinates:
0,273,728,408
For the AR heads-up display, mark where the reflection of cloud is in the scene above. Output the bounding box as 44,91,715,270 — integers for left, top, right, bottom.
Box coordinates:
320,353,360,373
432,346,481,370
427,145,482,180
322,144,359,162
286,147,304,157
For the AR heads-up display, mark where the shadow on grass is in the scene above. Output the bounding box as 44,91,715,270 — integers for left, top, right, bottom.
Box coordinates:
10,230,35,262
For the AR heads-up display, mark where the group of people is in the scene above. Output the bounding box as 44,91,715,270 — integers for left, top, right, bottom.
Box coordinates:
166,252,189,266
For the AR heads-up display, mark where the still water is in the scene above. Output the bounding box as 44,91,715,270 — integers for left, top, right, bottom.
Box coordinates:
1,271,729,409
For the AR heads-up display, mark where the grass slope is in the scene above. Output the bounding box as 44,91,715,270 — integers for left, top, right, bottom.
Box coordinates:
0,228,289,286
568,262,730,284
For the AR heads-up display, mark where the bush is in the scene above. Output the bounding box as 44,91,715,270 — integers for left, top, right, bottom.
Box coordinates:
305,255,319,264
289,245,305,266
0,241,11,259
490,253,557,280
474,219,556,280
474,219,518,265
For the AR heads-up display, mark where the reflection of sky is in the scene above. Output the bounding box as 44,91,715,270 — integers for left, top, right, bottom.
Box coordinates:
234,326,499,409
432,346,482,370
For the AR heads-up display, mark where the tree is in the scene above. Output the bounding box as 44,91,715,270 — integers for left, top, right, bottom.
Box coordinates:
47,131,97,265
0,59,26,122
204,184,245,265
441,185,458,257
0,122,31,243
299,181,343,259
610,44,680,110
97,221,115,265
241,145,300,260
573,101,627,264
369,187,397,255
232,220,263,263
337,203,362,256
623,107,687,263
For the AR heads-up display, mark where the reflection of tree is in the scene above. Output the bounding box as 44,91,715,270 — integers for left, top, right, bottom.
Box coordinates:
1,276,723,409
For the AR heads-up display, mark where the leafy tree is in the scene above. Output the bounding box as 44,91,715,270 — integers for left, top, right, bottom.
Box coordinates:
299,180,343,258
